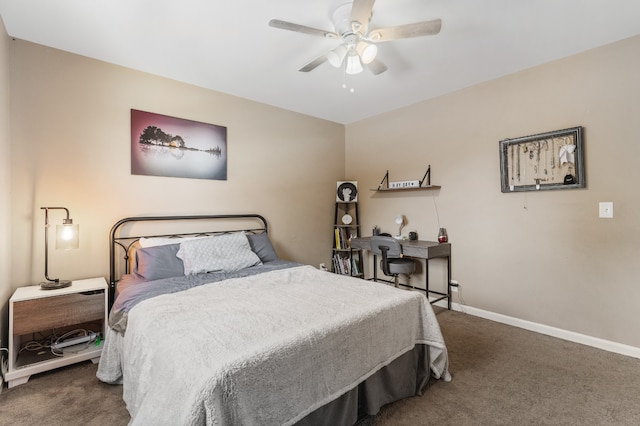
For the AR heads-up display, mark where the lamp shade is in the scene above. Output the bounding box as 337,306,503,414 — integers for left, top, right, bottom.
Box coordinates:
356,42,377,64
345,52,363,75
327,45,348,67
56,222,79,250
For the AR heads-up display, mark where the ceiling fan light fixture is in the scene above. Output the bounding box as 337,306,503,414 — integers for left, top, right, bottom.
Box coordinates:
345,52,363,75
270,1,442,78
327,44,348,67
356,41,377,64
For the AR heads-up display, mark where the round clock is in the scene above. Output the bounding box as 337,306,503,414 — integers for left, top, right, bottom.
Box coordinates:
336,181,358,202
342,214,353,225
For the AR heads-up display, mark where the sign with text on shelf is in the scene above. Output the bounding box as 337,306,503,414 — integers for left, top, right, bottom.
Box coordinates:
389,180,420,189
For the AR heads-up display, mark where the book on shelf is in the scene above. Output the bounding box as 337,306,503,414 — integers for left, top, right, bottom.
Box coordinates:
334,227,351,250
332,253,353,275
351,257,359,276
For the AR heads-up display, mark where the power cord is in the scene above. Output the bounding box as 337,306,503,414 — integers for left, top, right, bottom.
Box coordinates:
51,329,98,356
18,333,57,355
455,283,467,314
18,329,99,358
0,347,8,383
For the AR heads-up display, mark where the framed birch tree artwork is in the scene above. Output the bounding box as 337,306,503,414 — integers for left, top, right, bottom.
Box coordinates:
131,109,227,181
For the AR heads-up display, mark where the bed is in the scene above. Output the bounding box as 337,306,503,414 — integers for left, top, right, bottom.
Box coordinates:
97,214,450,425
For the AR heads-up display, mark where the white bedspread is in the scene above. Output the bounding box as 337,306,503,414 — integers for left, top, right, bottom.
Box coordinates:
97,265,449,425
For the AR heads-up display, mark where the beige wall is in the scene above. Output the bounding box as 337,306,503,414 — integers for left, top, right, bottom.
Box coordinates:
346,35,640,348
4,28,639,352
0,17,11,344
7,40,344,298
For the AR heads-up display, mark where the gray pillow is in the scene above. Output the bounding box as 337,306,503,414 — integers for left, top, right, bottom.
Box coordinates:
135,243,184,281
247,233,278,263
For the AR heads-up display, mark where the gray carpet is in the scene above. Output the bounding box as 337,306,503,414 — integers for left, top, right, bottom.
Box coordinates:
1,309,639,425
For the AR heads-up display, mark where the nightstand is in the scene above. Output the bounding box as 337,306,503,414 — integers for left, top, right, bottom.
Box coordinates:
5,277,108,388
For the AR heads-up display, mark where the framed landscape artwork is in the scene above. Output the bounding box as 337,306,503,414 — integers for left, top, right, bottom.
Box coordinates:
131,109,227,180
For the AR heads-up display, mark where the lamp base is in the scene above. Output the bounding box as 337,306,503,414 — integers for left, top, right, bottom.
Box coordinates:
40,280,72,290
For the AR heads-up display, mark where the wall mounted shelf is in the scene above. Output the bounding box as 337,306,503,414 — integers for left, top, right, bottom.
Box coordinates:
370,165,440,192
372,185,441,192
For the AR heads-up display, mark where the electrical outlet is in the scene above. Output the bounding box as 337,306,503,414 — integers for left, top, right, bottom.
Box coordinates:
450,280,459,292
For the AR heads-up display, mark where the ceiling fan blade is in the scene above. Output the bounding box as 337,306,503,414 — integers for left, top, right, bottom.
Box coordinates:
369,19,442,42
269,19,338,39
367,58,388,75
350,0,376,29
299,54,328,72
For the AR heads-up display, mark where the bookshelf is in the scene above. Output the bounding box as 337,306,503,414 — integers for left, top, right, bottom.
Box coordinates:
332,202,363,277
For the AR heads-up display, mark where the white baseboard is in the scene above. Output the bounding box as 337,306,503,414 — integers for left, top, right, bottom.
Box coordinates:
435,300,640,360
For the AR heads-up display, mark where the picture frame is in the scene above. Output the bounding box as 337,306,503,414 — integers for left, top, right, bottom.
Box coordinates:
131,109,227,181
499,126,584,193
336,181,358,202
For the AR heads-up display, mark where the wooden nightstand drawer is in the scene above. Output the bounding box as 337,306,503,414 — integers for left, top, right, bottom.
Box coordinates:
12,290,105,335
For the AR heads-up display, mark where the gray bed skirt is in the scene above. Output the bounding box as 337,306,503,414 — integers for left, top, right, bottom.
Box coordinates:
296,344,430,426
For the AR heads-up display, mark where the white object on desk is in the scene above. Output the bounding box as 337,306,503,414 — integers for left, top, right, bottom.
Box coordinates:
394,214,406,238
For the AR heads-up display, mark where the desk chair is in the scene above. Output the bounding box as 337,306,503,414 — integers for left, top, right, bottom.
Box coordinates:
370,236,416,288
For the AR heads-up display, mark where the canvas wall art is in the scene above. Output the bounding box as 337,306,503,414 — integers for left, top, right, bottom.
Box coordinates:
131,109,227,180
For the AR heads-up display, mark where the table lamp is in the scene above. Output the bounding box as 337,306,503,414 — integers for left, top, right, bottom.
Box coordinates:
41,207,79,289
394,215,406,239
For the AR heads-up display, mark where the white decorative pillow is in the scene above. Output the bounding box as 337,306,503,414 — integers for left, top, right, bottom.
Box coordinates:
176,232,262,275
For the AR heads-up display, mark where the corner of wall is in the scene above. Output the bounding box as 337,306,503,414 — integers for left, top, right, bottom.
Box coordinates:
0,14,13,349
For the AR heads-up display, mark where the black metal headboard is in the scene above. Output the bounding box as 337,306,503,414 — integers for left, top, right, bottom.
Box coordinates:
109,214,268,308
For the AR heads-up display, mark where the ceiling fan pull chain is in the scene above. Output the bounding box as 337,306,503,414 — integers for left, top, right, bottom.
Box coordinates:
342,65,347,89
342,65,355,93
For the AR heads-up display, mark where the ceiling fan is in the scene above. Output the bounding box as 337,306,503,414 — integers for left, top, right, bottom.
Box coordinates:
268,0,442,76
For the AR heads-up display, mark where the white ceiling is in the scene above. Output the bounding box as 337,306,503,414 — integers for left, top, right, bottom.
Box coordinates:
2,0,640,124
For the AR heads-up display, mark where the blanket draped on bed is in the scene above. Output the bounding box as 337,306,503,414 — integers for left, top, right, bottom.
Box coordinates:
97,265,449,426
108,260,299,334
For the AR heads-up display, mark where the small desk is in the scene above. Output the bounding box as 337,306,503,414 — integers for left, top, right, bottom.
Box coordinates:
350,237,452,309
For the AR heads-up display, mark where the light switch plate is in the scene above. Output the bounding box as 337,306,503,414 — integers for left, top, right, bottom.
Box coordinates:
599,202,613,218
